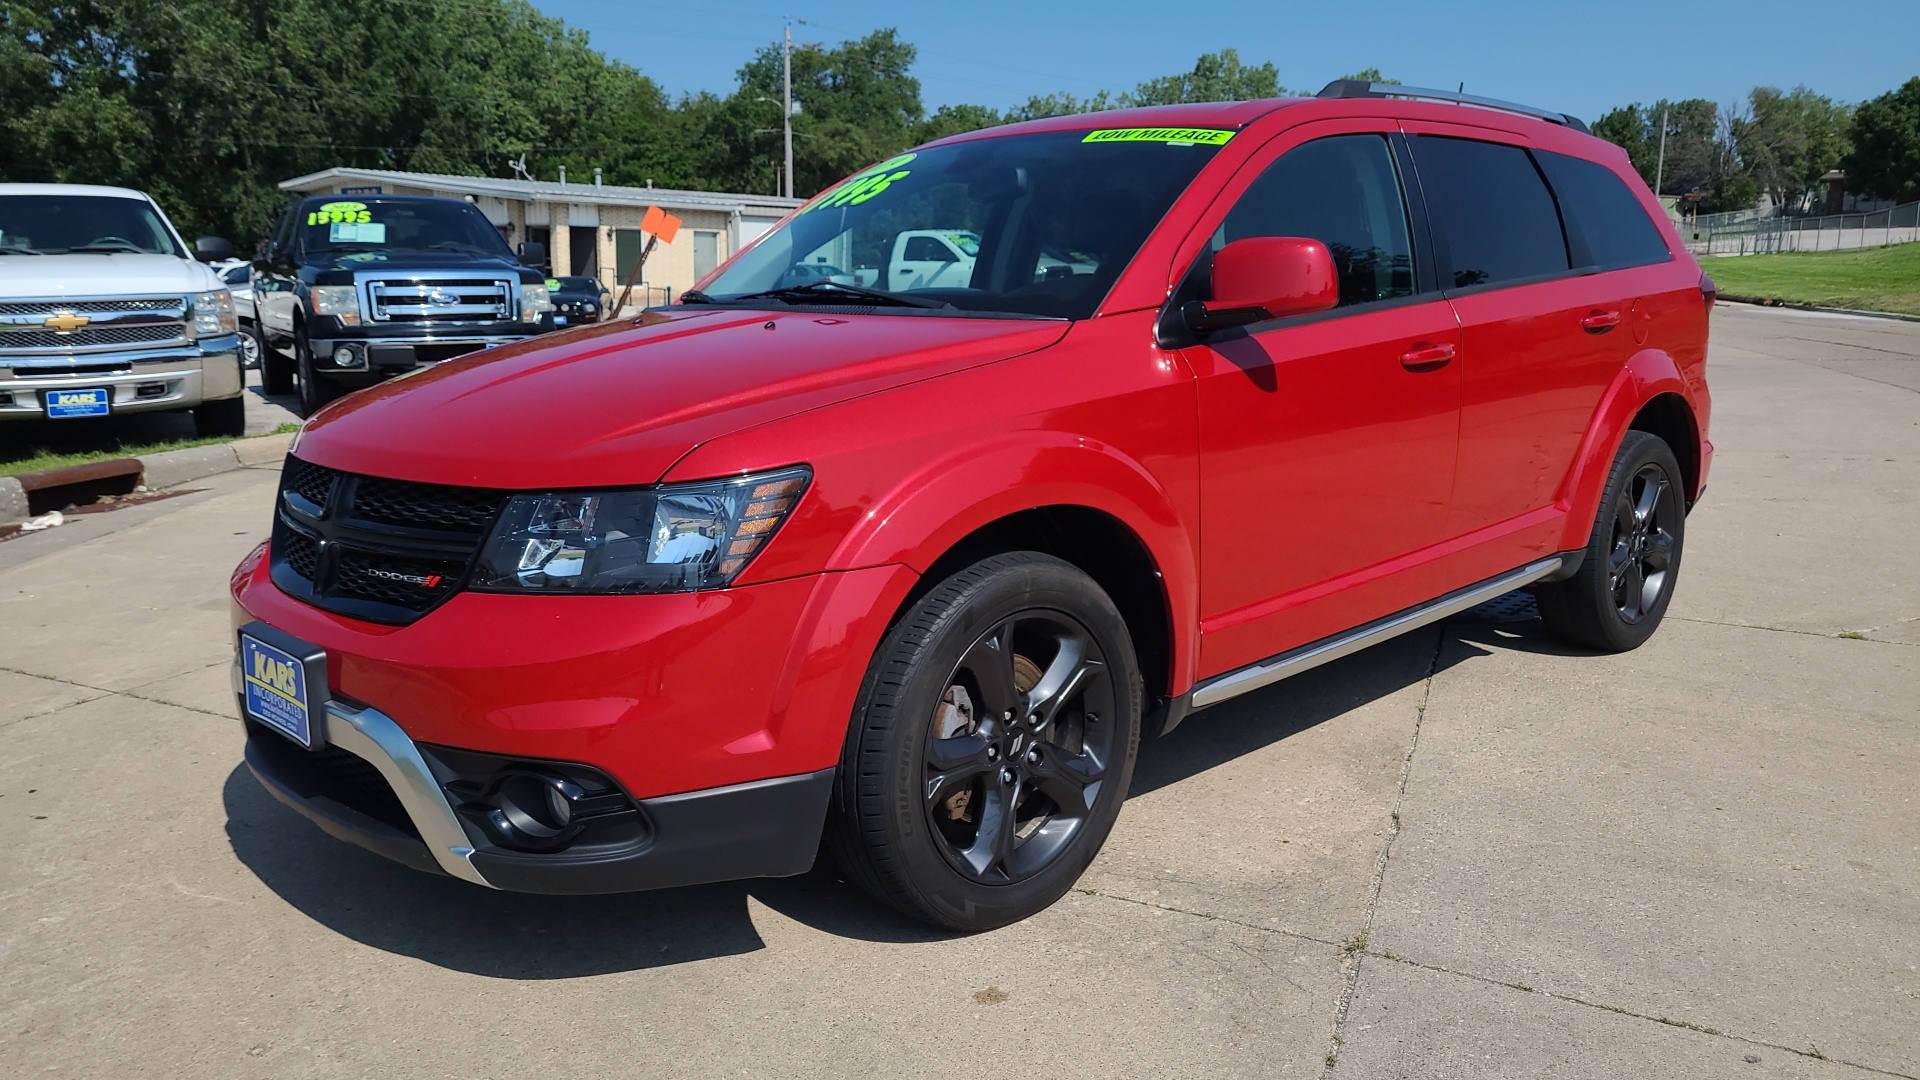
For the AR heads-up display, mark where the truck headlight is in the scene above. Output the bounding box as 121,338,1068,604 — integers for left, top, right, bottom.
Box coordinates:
471,466,810,594
190,289,236,338
311,285,361,326
520,284,553,323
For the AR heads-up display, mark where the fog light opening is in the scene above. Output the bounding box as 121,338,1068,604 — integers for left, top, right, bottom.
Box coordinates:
330,345,362,369
134,382,167,399
484,771,586,850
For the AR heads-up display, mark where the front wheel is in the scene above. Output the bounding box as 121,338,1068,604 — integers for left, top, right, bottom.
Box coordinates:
1536,430,1686,652
826,552,1142,931
294,331,342,418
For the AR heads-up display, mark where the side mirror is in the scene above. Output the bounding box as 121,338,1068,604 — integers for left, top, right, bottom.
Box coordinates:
517,241,548,268
1184,236,1338,333
194,235,236,263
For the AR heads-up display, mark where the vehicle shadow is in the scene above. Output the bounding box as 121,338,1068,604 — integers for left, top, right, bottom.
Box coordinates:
223,591,1571,974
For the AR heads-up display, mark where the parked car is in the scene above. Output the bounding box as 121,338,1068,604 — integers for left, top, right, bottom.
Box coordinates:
252,194,556,417
212,260,262,368
546,275,611,324
230,84,1712,931
0,184,245,434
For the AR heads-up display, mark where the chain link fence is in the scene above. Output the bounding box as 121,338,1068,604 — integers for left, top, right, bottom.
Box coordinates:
1681,201,1920,255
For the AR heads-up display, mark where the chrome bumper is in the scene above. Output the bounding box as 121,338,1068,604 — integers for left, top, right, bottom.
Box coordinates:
229,658,495,888
0,336,242,418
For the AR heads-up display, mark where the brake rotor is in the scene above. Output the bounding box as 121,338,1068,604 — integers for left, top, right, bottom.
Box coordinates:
936,654,1044,822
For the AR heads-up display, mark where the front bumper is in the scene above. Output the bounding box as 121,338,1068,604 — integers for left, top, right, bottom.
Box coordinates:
0,337,242,419
306,332,537,379
232,654,836,893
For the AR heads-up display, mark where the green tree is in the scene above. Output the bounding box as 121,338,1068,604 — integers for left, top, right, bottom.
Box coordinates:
1126,48,1282,105
1732,86,1850,210
1842,77,1920,202
1334,68,1400,86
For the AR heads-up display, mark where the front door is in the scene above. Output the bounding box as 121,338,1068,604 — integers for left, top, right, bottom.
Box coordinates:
1182,127,1463,676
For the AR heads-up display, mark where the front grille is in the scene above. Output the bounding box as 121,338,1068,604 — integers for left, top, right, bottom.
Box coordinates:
0,298,179,316
270,454,508,625
0,323,184,351
366,278,514,323
350,474,505,531
3,360,134,377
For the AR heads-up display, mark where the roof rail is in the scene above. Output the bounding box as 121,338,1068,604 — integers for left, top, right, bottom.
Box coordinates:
1317,80,1590,134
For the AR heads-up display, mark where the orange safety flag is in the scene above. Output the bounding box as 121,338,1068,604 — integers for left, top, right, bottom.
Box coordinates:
640,205,682,244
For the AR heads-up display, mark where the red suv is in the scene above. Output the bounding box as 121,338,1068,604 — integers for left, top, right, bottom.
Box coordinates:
230,82,1711,930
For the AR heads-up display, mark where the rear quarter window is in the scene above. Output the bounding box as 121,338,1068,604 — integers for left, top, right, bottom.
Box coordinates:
1411,135,1570,289
1535,150,1673,271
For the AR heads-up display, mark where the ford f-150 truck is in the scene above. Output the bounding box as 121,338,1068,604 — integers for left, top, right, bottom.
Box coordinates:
0,184,244,434
252,195,555,417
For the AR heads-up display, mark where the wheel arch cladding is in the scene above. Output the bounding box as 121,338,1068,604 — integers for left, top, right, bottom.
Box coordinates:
1627,392,1701,506
895,505,1176,707
1557,349,1703,546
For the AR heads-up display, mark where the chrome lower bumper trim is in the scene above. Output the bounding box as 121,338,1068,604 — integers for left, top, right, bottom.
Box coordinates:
229,657,493,887
1189,556,1565,710
323,700,496,888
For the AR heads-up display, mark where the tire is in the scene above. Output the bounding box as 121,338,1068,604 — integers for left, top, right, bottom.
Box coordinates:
1536,430,1686,652
294,331,342,418
237,322,262,369
191,395,246,438
260,331,293,395
825,552,1142,931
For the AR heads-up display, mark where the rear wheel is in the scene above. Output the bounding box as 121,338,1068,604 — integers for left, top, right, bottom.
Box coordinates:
1537,430,1686,652
294,330,343,418
826,552,1141,931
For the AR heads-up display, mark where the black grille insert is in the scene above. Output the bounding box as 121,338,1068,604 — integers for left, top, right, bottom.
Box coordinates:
270,454,509,625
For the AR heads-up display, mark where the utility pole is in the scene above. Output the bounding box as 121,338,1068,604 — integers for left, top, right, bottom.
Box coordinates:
782,23,794,199
1654,105,1670,199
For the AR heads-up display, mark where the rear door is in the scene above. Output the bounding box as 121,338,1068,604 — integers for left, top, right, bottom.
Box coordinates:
1402,126,1634,580
1179,124,1464,675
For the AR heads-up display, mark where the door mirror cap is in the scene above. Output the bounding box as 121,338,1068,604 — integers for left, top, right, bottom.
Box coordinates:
1185,236,1339,333
194,235,236,263
517,241,548,268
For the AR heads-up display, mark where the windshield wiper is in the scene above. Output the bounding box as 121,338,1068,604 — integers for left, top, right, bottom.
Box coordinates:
68,241,147,254
678,289,717,304
719,280,954,309
427,241,498,255
0,247,43,256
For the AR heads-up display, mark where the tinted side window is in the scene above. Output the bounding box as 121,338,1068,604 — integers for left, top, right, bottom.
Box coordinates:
1221,134,1416,307
1535,150,1671,271
1411,136,1569,289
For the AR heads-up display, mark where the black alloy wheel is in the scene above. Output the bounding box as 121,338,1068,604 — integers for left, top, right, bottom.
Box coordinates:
827,552,1142,931
922,608,1120,886
1537,430,1686,652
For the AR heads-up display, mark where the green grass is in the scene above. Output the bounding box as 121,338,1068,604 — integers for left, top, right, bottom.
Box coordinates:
1708,242,1920,316
0,423,297,477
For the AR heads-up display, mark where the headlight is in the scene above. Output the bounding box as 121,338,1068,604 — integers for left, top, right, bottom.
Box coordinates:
472,466,810,594
582,303,597,314
311,285,360,326
190,289,236,338
520,284,553,322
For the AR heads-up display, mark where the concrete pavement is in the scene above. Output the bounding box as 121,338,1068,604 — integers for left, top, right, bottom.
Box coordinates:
0,304,1913,1077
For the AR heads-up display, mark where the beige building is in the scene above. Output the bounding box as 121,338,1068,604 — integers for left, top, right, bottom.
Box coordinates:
278,167,802,307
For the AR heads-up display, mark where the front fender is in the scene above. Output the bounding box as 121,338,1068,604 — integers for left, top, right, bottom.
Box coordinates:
1555,346,1702,549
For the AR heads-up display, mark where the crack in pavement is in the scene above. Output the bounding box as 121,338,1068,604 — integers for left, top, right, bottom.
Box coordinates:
1669,615,1920,646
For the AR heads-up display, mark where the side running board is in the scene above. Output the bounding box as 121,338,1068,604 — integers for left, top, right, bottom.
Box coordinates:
1188,556,1566,711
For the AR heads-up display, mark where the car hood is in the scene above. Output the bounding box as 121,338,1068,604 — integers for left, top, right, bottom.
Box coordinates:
301,249,535,278
0,253,220,298
296,309,1071,489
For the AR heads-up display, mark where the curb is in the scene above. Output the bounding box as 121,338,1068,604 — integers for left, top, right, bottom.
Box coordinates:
1,431,294,527
1719,296,1920,323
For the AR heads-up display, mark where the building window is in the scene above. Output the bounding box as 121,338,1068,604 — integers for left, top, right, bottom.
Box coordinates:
614,228,644,284
694,230,720,279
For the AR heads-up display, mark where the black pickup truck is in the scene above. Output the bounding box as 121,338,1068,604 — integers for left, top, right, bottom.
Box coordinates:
253,195,555,416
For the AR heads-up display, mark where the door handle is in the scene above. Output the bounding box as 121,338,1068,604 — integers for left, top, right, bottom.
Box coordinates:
1399,342,1455,372
1582,309,1623,334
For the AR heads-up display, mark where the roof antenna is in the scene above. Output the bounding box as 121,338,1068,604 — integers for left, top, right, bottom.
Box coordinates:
507,152,532,183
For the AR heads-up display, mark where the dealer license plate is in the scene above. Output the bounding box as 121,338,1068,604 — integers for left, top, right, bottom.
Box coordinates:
46,388,110,418
240,634,318,747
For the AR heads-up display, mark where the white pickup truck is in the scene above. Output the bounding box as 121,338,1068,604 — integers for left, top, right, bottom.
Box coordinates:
0,184,246,435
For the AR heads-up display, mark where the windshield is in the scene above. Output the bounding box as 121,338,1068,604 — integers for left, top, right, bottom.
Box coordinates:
698,127,1233,319
0,195,185,256
299,199,513,257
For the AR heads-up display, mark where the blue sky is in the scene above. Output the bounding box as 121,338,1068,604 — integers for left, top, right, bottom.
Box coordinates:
531,0,1919,123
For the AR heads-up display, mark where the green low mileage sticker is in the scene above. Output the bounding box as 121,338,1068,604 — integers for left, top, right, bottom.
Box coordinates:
1082,127,1236,146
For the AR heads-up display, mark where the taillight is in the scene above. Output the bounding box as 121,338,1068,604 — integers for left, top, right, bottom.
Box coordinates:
1700,273,1717,309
